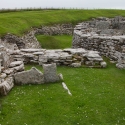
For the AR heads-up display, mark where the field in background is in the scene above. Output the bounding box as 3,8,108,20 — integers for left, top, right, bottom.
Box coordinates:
1,9,125,36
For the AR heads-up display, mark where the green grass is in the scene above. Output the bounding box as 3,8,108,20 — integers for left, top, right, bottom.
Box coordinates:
1,9,125,125
1,9,125,36
0,62,125,125
36,35,72,49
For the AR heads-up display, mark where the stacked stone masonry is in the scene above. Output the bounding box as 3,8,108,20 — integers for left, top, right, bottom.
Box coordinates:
72,16,125,69
0,45,106,95
1,16,125,95
0,24,73,49
14,48,106,68
0,46,63,95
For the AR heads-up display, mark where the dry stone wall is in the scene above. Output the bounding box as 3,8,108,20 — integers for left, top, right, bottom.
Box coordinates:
0,46,25,95
0,46,63,95
0,23,74,50
13,48,106,68
72,16,125,69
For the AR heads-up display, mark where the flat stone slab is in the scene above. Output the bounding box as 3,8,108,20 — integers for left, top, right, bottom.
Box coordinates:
9,61,23,67
33,52,44,55
23,54,34,58
21,49,46,53
63,48,87,54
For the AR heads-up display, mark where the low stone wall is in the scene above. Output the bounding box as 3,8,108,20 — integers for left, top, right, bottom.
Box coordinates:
72,16,125,69
14,64,62,85
12,48,106,68
0,45,63,95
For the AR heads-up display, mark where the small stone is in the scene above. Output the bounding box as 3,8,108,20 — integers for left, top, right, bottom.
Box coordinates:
9,61,23,68
0,73,7,79
71,62,81,67
100,61,107,68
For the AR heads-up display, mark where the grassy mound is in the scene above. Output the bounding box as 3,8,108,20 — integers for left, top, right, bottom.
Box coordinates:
1,9,125,36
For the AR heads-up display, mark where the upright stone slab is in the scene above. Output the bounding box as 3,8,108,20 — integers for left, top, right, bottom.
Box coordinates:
0,77,14,96
43,63,61,83
0,46,13,69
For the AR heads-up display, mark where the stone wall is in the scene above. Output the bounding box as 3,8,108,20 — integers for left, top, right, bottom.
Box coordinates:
12,48,106,68
0,46,25,95
72,16,125,69
0,23,74,50
0,45,63,95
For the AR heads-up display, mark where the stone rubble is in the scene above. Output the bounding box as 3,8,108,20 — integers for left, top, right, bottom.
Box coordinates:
0,45,64,95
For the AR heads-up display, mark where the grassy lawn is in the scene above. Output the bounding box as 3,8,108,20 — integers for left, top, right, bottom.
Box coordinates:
36,35,72,49
0,62,125,125
1,9,125,36
0,9,125,125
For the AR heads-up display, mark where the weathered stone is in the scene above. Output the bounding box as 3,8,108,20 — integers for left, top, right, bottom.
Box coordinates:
116,63,125,69
100,62,107,68
39,55,48,65
2,34,25,49
14,67,44,85
0,73,7,79
63,48,86,54
13,63,24,72
96,21,110,30
71,62,81,67
0,58,1,73
47,52,60,60
9,61,23,68
3,68,14,75
43,63,61,83
1,49,13,69
72,16,125,69
21,49,45,53
23,54,34,58
33,52,44,55
0,77,14,96
60,52,72,60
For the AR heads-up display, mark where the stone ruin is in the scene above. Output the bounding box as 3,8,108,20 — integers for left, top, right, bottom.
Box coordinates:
0,23,73,49
0,44,106,95
1,16,125,96
17,48,106,68
0,46,63,96
72,16,125,69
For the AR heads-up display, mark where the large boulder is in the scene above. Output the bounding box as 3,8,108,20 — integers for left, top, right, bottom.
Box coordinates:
14,67,44,85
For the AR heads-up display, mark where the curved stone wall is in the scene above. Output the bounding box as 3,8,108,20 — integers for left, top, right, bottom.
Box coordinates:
0,23,74,50
72,16,125,68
